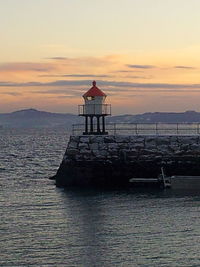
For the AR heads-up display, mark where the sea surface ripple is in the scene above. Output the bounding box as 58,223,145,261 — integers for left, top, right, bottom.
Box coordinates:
0,128,200,267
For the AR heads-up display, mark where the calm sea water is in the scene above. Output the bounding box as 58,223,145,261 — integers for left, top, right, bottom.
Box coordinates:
0,128,200,267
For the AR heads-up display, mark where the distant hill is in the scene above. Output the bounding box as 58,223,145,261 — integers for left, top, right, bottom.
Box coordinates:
0,109,82,128
107,110,200,123
1,109,200,128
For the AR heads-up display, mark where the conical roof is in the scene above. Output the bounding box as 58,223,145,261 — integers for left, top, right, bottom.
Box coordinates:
83,81,106,97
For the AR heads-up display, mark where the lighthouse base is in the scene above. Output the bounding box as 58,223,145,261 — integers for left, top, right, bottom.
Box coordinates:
83,131,108,135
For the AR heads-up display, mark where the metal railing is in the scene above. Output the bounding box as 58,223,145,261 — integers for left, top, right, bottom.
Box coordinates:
72,122,200,136
78,104,111,116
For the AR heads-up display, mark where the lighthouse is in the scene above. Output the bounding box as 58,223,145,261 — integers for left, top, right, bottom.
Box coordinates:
78,81,111,135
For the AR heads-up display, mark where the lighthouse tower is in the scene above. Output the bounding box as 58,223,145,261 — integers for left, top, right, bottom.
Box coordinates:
78,81,111,135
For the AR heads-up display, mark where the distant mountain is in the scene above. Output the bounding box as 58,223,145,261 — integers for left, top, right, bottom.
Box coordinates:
0,108,83,128
107,110,200,124
1,109,200,128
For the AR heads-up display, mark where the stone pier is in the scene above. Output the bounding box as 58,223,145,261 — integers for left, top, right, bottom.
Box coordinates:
54,135,200,187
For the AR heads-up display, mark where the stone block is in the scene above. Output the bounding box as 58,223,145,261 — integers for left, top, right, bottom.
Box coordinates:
70,135,80,142
108,155,119,160
62,155,69,163
156,145,168,152
89,143,99,150
180,144,190,151
134,143,144,149
95,155,106,160
80,136,90,143
145,142,157,149
99,150,108,157
190,144,200,150
66,149,79,156
79,148,91,154
126,150,138,157
108,149,118,156
156,137,170,146
115,135,130,143
75,155,84,161
136,137,145,143
90,136,105,143
83,154,93,160
129,136,137,143
108,143,119,150
129,143,136,149
118,143,129,149
179,136,197,145
169,136,179,144
92,149,107,157
68,141,78,149
127,156,138,161
174,150,185,156
145,137,156,148
197,136,200,144
140,149,157,155
79,143,89,149
145,137,156,143
98,143,108,150
129,148,138,154
104,136,116,143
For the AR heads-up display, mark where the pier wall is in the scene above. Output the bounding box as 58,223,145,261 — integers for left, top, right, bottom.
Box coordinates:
55,135,200,187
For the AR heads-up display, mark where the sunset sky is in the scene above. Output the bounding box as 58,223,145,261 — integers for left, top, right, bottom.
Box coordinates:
1,0,200,114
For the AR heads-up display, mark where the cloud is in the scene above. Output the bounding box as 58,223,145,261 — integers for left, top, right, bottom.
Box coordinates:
174,65,196,69
113,70,143,73
0,62,54,72
48,57,68,60
124,76,152,79
46,55,116,67
39,74,111,78
126,64,155,69
0,91,22,96
1,79,200,91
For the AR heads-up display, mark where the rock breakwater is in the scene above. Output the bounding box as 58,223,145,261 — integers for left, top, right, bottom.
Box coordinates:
54,135,200,187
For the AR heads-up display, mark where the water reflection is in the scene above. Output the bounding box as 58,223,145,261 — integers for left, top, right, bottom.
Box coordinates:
59,189,109,266
57,188,200,266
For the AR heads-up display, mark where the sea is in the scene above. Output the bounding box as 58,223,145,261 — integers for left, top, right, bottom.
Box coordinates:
0,128,200,267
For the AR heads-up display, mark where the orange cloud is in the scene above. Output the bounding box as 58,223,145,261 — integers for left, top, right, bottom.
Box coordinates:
1,54,200,113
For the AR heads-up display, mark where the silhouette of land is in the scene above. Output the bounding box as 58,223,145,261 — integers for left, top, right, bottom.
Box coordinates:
0,109,200,128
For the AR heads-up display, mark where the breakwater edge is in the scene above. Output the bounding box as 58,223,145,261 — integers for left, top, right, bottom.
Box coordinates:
54,135,200,187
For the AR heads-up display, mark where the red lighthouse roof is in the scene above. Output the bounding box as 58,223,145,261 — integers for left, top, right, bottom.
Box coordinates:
83,81,106,97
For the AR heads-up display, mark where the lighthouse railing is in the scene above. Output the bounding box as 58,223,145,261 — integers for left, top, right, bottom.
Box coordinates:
72,122,200,136
78,104,111,115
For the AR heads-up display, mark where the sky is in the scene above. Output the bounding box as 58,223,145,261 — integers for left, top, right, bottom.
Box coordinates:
1,0,200,114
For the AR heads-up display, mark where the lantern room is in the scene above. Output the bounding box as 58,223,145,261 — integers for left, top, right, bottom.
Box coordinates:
78,81,111,135
83,81,107,115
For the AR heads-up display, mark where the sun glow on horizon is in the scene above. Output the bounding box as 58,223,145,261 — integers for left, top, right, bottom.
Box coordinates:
1,0,200,114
